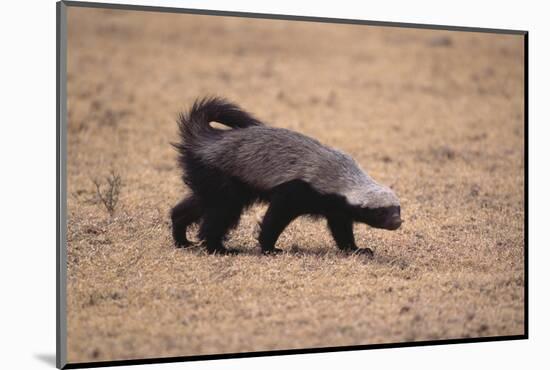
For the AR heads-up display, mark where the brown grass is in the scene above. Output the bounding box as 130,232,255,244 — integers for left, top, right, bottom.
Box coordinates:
65,7,525,363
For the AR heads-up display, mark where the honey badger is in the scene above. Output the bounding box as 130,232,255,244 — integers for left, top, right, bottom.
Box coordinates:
171,97,402,255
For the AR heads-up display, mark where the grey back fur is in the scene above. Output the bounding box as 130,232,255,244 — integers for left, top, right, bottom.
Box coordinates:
177,97,399,209
196,125,399,209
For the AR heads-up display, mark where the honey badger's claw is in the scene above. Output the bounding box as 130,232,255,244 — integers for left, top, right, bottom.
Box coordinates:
353,248,374,257
174,239,192,248
174,241,185,248
262,247,283,256
208,247,240,255
175,239,203,249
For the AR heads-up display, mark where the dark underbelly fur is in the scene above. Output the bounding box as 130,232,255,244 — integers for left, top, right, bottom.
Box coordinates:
170,155,372,255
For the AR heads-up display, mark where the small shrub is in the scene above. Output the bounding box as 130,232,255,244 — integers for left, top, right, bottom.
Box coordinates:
92,171,122,217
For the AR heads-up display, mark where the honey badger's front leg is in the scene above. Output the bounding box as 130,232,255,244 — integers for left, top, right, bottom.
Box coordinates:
326,214,356,251
327,215,373,256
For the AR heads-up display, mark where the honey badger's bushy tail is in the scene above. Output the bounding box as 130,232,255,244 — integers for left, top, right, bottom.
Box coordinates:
173,97,263,170
176,96,263,145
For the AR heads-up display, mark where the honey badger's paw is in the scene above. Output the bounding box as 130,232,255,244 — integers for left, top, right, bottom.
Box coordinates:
174,239,192,248
262,247,284,256
352,247,374,257
175,239,203,249
207,247,240,255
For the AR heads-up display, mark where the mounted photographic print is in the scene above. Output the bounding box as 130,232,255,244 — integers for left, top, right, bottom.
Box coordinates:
56,1,527,368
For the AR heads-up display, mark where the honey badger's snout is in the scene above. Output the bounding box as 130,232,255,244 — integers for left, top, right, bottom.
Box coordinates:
385,211,403,230
372,205,402,230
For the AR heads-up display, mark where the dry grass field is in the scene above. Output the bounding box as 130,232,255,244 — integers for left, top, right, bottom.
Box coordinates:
65,7,525,364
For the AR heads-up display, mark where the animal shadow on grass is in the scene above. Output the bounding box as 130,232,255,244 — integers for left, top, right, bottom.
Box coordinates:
177,241,383,260
172,226,404,262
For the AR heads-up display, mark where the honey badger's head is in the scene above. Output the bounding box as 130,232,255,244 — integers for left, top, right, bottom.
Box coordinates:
357,204,402,230
344,183,402,230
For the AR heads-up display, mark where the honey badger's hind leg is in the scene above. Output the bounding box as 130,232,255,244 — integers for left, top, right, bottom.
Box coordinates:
186,160,256,255
198,202,244,255
171,195,202,248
